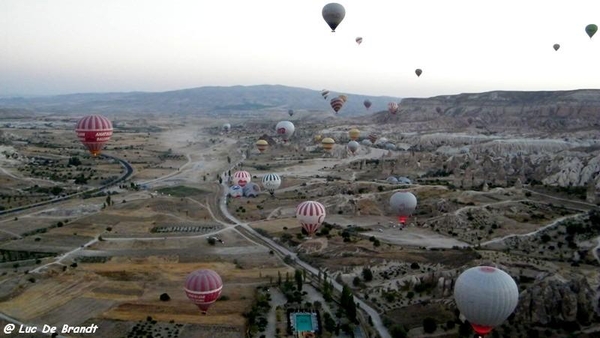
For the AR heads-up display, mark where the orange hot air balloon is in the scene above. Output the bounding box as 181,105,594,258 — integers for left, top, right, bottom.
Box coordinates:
75,115,113,156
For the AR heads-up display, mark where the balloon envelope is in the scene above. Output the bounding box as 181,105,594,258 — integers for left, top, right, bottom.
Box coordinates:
321,137,335,152
296,201,326,236
355,37,363,45
75,115,113,156
232,171,251,187
262,173,282,195
275,121,295,142
348,128,360,141
222,123,231,132
454,266,519,336
363,99,372,109
347,141,359,154
389,192,417,224
321,89,329,100
256,139,269,153
330,97,344,114
553,43,560,51
322,3,345,32
415,69,422,77
184,269,223,314
586,24,598,38
288,109,294,117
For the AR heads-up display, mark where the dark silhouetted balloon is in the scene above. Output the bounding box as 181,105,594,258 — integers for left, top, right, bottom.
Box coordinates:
415,69,422,77
553,44,560,51
322,3,346,32
586,24,597,39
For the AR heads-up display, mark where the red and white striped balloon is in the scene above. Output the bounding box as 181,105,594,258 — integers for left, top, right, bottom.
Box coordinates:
232,171,251,187
184,269,223,314
296,201,326,236
75,115,113,156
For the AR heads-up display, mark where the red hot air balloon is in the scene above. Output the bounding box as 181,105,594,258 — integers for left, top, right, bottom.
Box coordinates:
75,115,113,156
296,201,326,236
330,97,344,114
184,269,223,314
232,171,251,187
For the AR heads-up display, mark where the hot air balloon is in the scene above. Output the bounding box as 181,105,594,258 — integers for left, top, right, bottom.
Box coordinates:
553,44,560,51
454,266,519,337
389,191,417,224
314,134,322,143
242,182,261,198
321,89,329,100
296,201,326,236
338,94,348,103
586,24,598,39
348,128,360,141
262,173,282,196
275,121,295,143
388,102,399,115
288,109,294,117
75,115,113,156
322,3,345,32
363,99,372,110
347,140,359,155
232,171,251,187
330,97,344,114
415,69,422,77
355,37,363,45
222,123,231,133
184,269,223,314
229,185,243,198
321,137,335,152
256,139,269,153
368,134,377,143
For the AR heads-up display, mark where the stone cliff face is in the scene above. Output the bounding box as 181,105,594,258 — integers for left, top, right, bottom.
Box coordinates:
514,275,597,325
370,89,600,133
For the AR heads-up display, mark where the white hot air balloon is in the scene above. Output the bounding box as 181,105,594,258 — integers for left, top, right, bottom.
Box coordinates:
347,140,359,155
275,121,295,143
222,123,231,132
262,173,282,196
232,171,251,187
454,266,519,337
389,191,417,224
296,201,326,236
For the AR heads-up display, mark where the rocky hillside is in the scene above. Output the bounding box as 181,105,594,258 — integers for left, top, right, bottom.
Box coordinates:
0,85,399,117
369,89,600,134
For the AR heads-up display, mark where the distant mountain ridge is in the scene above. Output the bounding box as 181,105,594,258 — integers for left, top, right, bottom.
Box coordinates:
0,85,401,117
369,89,600,133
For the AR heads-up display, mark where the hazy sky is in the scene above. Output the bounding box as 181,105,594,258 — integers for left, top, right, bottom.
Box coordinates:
2,0,599,98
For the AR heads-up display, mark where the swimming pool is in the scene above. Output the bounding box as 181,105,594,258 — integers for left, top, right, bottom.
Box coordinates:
294,313,314,332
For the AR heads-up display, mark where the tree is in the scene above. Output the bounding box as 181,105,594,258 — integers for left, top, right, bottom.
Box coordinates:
423,317,437,333
207,237,216,245
390,325,407,338
352,276,361,286
362,267,373,281
294,269,303,291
